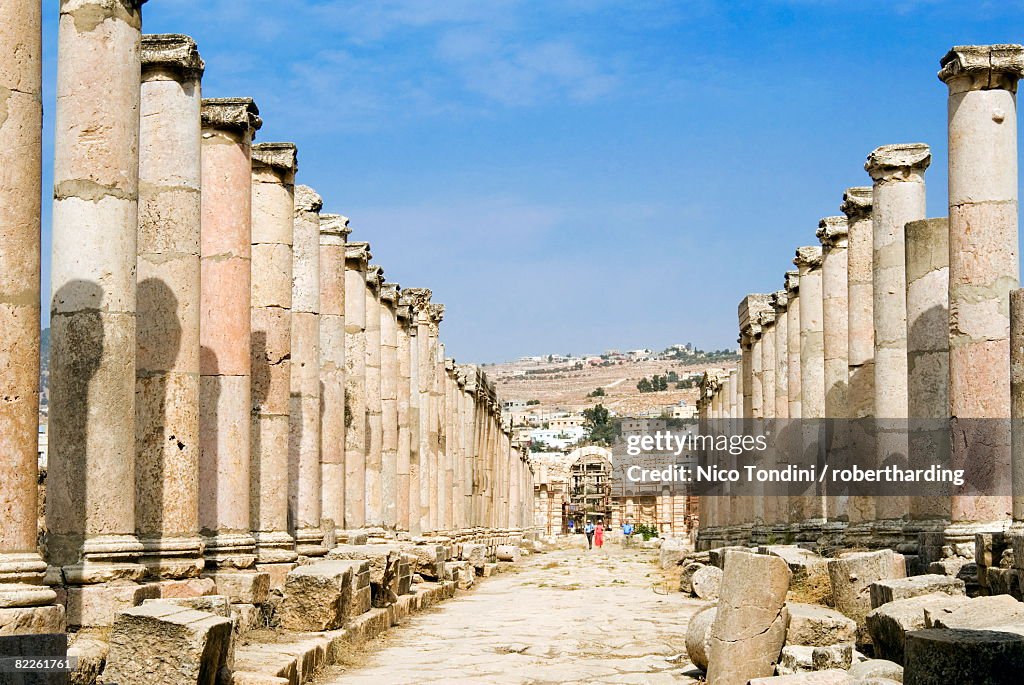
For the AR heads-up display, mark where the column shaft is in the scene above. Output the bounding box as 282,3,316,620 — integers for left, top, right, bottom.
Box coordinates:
343,243,370,529
380,283,400,529
364,266,383,527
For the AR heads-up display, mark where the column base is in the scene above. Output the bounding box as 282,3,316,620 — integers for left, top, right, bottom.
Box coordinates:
295,527,328,557
203,569,271,604
202,532,257,569
65,582,160,628
869,518,906,550
902,518,948,562
797,518,826,545
817,520,847,554
139,535,205,579
255,562,298,590
942,520,1009,560
0,553,57,609
253,531,298,564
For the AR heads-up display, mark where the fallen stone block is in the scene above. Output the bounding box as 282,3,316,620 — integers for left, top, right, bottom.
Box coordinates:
925,558,978,589
232,603,261,634
904,628,1024,684
923,593,1024,630
143,594,231,617
448,560,475,589
156,577,217,599
786,603,857,647
461,543,486,569
748,670,852,684
684,604,716,672
402,543,446,580
68,634,106,685
204,570,271,605
706,550,791,685
865,593,969,663
231,672,289,685
777,644,852,675
255,562,298,590
709,545,754,569
691,564,723,600
103,602,234,685
852,679,901,685
985,567,1020,598
66,582,161,628
660,539,689,569
847,659,903,682
759,545,828,578
0,604,66,636
827,550,906,642
869,574,965,609
976,531,1011,568
234,647,298,684
279,560,354,631
327,544,402,605
679,561,705,594
481,562,498,577
495,544,520,562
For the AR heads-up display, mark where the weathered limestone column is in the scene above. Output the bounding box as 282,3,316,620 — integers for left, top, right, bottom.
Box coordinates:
136,34,205,580
405,287,432,533
250,142,298,568
400,290,427,533
290,185,325,556
343,242,371,529
444,359,457,530
0,0,61,630
1011,290,1024,525
841,187,876,544
759,309,779,530
395,294,413,530
785,271,802,420
940,45,1023,535
364,265,384,527
865,143,930,544
817,216,850,533
427,303,446,531
380,282,400,529
750,323,764,419
458,367,475,529
318,214,349,539
905,218,951,545
796,246,826,536
198,98,261,571
48,0,149,613
771,290,790,537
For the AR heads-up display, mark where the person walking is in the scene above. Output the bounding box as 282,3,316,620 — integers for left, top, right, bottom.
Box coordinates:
595,520,605,549
584,520,595,549
622,520,634,547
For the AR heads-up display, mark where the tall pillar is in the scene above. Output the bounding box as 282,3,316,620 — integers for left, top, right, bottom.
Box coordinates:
795,246,825,536
318,214,350,540
396,295,413,531
290,185,325,556
841,187,876,543
343,242,370,529
380,283,401,529
785,271,802,420
364,265,383,527
198,98,261,571
0,0,61,631
770,290,790,538
444,359,457,531
48,0,149,620
818,216,850,532
400,289,428,534
759,309,778,531
905,218,951,548
427,303,446,531
940,45,1023,537
1011,290,1024,526
405,287,433,533
136,34,205,579
250,141,298,568
865,143,930,545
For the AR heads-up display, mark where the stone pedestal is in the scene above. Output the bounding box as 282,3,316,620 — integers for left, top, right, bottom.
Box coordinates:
199,97,261,570
48,0,149,609
344,242,371,529
136,34,206,581
865,143,930,541
291,185,325,556
0,0,60,631
940,45,1023,532
250,142,299,565
319,214,350,539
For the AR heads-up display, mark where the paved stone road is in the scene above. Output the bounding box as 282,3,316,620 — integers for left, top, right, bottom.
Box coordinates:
318,542,706,684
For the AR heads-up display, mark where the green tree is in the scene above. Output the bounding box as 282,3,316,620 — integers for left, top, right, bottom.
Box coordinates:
583,403,619,446
637,377,652,393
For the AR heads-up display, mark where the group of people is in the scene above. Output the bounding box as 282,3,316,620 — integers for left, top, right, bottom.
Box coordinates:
566,519,639,549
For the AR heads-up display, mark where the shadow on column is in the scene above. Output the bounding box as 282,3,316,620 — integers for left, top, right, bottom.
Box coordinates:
288,390,302,534
198,345,220,536
250,330,269,530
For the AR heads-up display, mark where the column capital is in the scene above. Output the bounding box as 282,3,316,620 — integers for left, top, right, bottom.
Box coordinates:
319,214,351,242
252,142,298,174
738,293,772,332
864,143,931,182
840,186,873,220
816,216,849,250
294,185,322,214
141,34,204,78
380,282,400,303
784,270,800,296
400,287,432,311
794,245,823,270
428,303,446,324
345,241,371,267
758,308,776,328
771,289,788,313
939,44,1024,94
366,264,384,289
201,98,262,135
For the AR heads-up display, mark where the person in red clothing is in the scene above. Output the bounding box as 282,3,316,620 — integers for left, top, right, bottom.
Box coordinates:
594,520,605,548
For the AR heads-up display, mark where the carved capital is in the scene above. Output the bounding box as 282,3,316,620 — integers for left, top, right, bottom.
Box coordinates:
252,142,298,174
864,143,931,183
345,241,371,267
840,186,873,220
784,269,800,296
816,216,849,250
794,245,823,270
201,98,262,135
771,289,788,312
319,214,351,242
294,185,322,215
939,44,1024,94
380,282,400,303
142,34,204,78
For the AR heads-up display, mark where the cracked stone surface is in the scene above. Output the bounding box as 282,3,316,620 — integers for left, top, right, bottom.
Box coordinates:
319,545,706,684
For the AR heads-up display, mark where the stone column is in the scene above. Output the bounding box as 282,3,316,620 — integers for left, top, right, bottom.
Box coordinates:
427,303,446,531
751,326,764,419
795,246,825,536
136,34,205,580
865,143,930,544
940,45,1023,534
318,214,349,539
48,0,148,620
905,218,951,545
444,359,457,531
198,98,261,572
400,290,427,533
380,283,400,529
405,287,432,533
0,0,61,631
290,185,325,556
343,242,370,530
817,216,850,533
395,295,413,531
771,290,790,537
250,141,298,568
785,271,802,420
841,187,876,544
1011,290,1024,525
364,265,383,527
759,309,778,531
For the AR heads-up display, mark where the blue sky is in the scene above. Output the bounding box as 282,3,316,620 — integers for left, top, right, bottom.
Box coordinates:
38,0,1024,363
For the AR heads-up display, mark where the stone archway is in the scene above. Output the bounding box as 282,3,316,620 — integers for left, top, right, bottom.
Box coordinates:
566,446,613,527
